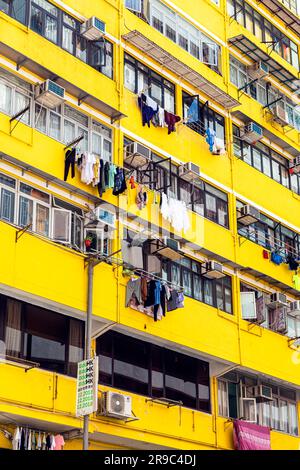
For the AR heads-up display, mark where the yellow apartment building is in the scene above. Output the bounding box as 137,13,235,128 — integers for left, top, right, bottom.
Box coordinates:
0,0,300,451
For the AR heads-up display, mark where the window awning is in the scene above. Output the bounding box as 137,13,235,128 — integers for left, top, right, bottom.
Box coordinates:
0,42,127,123
123,30,240,110
257,0,300,36
229,35,300,92
231,110,300,157
239,266,300,298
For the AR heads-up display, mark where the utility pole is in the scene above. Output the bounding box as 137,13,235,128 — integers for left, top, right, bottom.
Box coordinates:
83,258,94,451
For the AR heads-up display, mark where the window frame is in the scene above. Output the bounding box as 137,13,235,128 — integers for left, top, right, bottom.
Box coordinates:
97,330,211,413
124,53,176,112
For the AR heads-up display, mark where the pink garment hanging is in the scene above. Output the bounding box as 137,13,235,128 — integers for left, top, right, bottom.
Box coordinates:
233,420,271,450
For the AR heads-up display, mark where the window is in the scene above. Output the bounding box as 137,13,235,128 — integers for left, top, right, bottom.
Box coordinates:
0,68,114,159
1,0,114,78
0,173,87,251
218,373,298,435
182,92,226,142
96,330,211,412
0,294,84,376
124,54,175,113
124,143,229,228
149,0,221,74
0,174,16,224
161,257,233,313
233,125,300,195
125,0,142,13
228,0,299,69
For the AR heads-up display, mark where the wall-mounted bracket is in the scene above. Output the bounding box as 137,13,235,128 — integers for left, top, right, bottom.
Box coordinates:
64,135,84,150
15,223,32,243
145,397,183,408
10,106,30,135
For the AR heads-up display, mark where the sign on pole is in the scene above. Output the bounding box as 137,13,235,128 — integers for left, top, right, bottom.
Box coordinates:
76,357,99,417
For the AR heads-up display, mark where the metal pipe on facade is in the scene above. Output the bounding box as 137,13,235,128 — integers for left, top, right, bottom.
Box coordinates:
83,258,94,451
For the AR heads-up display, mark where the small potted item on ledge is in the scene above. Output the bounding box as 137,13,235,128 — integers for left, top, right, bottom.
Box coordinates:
84,235,93,250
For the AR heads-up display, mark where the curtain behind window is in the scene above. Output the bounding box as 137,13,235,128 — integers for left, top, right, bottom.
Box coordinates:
5,299,22,357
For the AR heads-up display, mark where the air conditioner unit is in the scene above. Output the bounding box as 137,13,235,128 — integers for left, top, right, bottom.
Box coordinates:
272,105,289,127
238,204,260,226
162,237,180,252
267,292,288,309
247,385,273,401
94,207,116,229
179,162,200,182
241,122,263,144
202,261,225,279
35,80,65,108
99,391,132,419
289,156,300,175
248,61,269,79
151,237,182,261
81,17,106,40
289,301,300,317
124,142,151,168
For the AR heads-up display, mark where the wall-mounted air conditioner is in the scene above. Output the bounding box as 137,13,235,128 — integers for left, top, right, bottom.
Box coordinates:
238,204,260,226
248,61,269,80
178,162,201,182
99,391,132,419
202,261,225,279
124,142,151,168
35,80,65,108
247,385,273,401
267,292,288,309
81,17,106,40
94,207,116,229
289,300,300,317
272,105,289,127
241,122,263,144
289,156,300,175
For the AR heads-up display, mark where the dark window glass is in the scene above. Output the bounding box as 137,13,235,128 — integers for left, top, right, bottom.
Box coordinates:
113,332,149,396
96,331,211,412
24,304,67,374
2,294,83,376
151,344,164,398
97,330,113,386
228,382,238,418
164,349,197,409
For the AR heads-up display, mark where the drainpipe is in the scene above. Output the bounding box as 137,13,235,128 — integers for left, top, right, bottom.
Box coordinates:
83,258,94,451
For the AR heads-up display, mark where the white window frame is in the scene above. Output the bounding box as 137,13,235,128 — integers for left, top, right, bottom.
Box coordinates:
125,0,142,13
52,207,72,244
0,175,17,224
18,183,51,236
149,0,220,69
